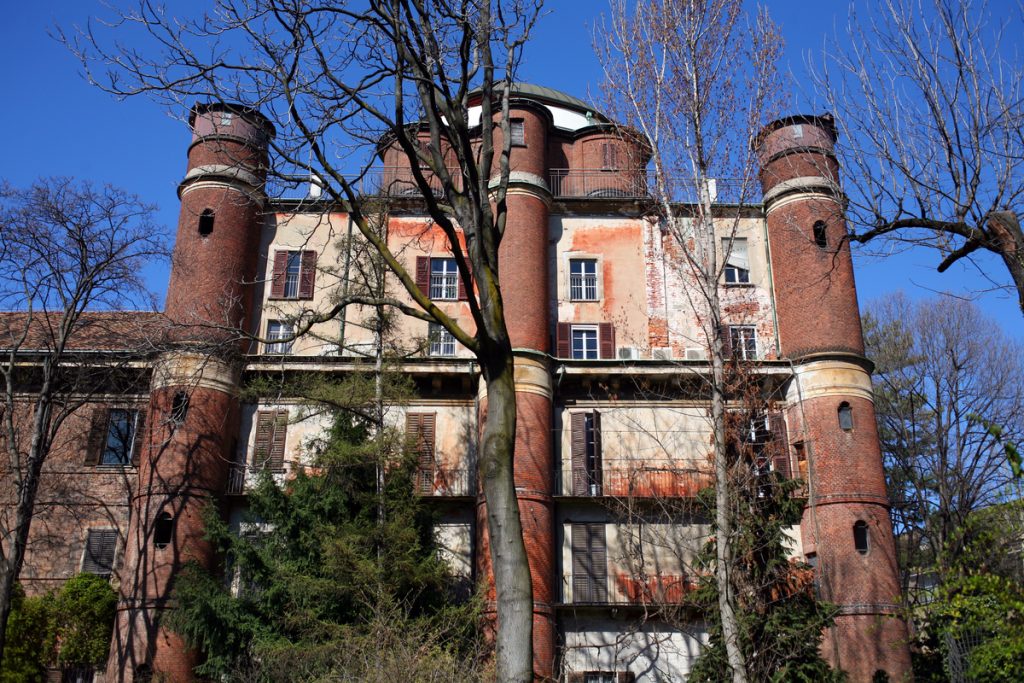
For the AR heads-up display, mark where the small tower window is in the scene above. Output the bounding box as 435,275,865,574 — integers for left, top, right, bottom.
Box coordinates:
198,209,215,237
154,512,174,549
838,402,853,431
813,221,828,249
170,391,190,425
853,520,869,555
509,119,525,146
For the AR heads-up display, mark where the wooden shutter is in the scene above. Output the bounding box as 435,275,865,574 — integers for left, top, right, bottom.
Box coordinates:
556,322,571,358
269,411,288,471
720,323,733,358
602,142,618,169
131,409,147,467
457,259,472,300
769,413,791,478
84,408,109,466
415,256,430,295
407,412,436,494
592,411,603,492
571,523,607,603
618,673,637,683
270,251,288,298
599,323,615,359
253,411,275,469
83,529,118,575
570,413,587,496
298,250,317,299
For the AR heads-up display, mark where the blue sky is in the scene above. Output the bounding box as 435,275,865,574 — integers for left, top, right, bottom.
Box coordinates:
2,1,1021,337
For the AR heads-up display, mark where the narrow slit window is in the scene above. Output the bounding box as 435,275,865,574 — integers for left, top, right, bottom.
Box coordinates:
813,221,828,249
198,209,215,237
853,520,869,555
154,512,174,549
510,119,525,146
170,391,190,425
838,402,853,431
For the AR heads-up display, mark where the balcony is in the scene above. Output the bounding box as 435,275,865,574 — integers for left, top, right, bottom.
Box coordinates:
562,466,713,498
415,467,475,497
565,573,697,606
224,465,285,495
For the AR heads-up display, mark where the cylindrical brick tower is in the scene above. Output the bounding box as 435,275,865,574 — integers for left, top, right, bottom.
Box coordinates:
475,97,558,680
109,103,273,682
757,115,912,682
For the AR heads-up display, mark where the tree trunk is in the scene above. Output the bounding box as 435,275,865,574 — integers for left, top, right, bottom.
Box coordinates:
479,352,532,683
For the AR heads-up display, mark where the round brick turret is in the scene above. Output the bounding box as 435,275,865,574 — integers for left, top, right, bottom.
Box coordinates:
110,104,273,682
758,116,911,681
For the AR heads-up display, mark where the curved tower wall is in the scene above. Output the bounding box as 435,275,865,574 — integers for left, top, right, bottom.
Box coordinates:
757,115,912,682
110,104,273,682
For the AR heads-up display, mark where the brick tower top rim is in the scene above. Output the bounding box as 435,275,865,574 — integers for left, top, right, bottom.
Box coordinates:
189,102,277,137
753,113,837,151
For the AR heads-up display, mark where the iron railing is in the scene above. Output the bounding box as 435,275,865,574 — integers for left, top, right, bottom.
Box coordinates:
563,466,713,498
565,573,696,605
415,467,475,497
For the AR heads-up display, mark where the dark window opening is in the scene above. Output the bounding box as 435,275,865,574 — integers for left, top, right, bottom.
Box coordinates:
838,402,853,431
853,520,869,555
134,665,153,683
62,667,95,683
101,409,139,466
170,391,190,425
154,512,174,549
198,209,215,237
82,529,118,576
813,221,828,249
805,551,818,568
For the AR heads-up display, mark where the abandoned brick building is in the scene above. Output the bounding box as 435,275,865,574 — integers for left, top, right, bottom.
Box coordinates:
3,85,912,681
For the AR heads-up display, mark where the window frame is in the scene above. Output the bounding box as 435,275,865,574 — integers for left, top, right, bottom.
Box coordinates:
100,408,140,467
853,520,870,555
429,257,460,300
722,236,751,285
729,325,758,361
265,319,294,355
509,119,526,146
571,325,600,360
81,528,118,577
428,322,456,357
270,249,317,300
568,258,599,302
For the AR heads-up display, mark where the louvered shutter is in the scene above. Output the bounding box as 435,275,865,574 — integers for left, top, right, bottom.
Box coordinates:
131,409,146,467
571,523,607,603
84,408,109,466
571,413,587,495
269,411,288,471
602,142,618,170
271,251,288,298
457,259,472,301
592,411,603,493
253,411,274,469
83,529,118,576
599,323,615,359
298,251,317,299
720,323,733,358
769,413,791,478
407,413,436,494
416,256,430,295
556,323,571,358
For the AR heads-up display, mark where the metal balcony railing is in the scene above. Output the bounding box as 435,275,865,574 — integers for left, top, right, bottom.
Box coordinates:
225,464,285,495
563,466,713,498
415,467,475,497
565,573,696,605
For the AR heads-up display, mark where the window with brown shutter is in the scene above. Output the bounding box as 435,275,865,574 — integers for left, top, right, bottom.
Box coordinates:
556,323,616,359
571,523,607,603
598,322,615,359
570,412,602,496
84,408,109,466
270,250,316,300
601,142,619,170
252,410,288,472
407,412,436,494
82,529,118,576
768,413,791,478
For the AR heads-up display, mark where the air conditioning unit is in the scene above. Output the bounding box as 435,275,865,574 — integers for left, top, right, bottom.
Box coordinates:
685,347,706,361
618,346,638,360
652,347,672,361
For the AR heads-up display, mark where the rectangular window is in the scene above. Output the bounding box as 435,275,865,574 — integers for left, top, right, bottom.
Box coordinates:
569,259,598,301
100,409,139,466
253,410,288,472
406,413,436,494
571,326,599,359
571,523,608,603
571,412,602,496
430,257,459,300
510,119,525,146
601,142,619,170
729,325,757,360
271,250,317,299
265,320,294,354
82,529,118,577
428,322,456,357
722,237,750,284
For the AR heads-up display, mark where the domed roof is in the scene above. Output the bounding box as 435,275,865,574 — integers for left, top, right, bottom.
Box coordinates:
502,83,595,114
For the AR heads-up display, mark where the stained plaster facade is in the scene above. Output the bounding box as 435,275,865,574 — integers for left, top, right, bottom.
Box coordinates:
0,84,912,682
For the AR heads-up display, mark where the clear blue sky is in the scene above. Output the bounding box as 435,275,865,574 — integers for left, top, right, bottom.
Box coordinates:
2,1,1021,337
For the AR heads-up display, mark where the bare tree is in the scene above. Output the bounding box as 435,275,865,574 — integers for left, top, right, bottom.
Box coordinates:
813,0,1024,312
864,293,1024,601
70,2,543,679
595,2,784,681
0,178,164,666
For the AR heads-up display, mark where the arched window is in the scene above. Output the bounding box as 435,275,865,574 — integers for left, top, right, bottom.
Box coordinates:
198,209,215,237
170,391,190,425
853,520,869,555
813,220,828,249
154,512,174,549
838,402,853,431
